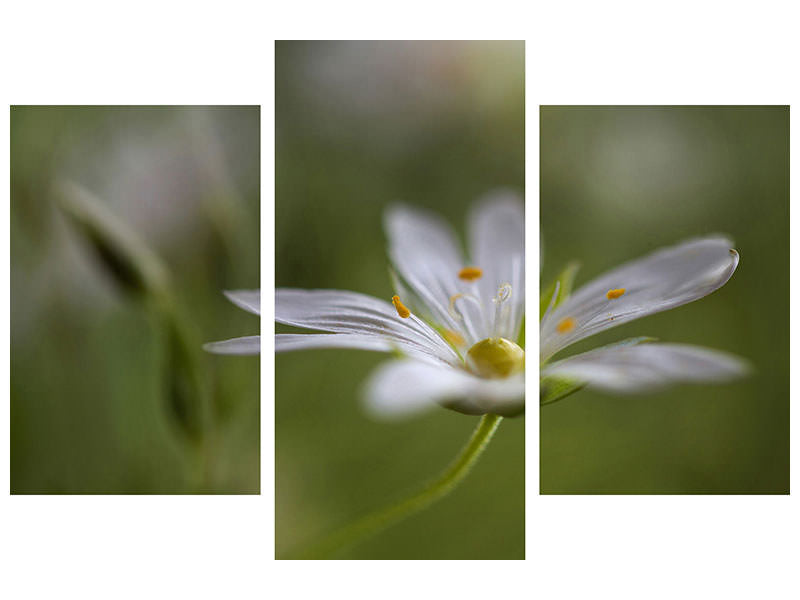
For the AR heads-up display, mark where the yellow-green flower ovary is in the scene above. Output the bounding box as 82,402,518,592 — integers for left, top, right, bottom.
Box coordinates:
466,337,525,378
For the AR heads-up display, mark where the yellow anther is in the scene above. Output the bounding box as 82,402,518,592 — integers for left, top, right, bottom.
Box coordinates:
443,329,465,347
556,317,575,334
391,295,410,318
606,288,626,300
458,266,483,281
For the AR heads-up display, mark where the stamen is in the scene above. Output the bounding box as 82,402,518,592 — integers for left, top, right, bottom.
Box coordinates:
557,317,575,333
606,288,626,300
391,295,411,318
443,329,465,347
458,266,483,281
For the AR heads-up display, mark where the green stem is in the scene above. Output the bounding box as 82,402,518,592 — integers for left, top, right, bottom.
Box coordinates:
289,413,503,559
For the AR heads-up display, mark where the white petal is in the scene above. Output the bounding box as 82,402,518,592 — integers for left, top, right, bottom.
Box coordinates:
276,333,445,365
363,359,525,419
204,336,260,355
224,289,261,316
540,236,739,361
275,288,459,364
542,343,750,394
384,204,485,342
469,190,525,341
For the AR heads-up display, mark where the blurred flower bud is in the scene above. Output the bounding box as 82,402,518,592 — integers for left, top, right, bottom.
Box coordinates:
55,180,169,300
163,310,209,443
57,180,210,445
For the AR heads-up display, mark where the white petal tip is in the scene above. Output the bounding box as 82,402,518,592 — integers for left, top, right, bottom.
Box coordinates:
223,289,261,316
204,336,261,355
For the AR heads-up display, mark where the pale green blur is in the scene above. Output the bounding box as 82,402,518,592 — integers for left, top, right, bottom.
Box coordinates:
11,106,260,494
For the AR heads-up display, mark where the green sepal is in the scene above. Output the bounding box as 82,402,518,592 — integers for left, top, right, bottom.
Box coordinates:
540,261,580,320
540,376,585,406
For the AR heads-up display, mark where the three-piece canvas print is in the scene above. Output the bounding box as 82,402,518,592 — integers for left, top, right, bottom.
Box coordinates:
9,41,789,560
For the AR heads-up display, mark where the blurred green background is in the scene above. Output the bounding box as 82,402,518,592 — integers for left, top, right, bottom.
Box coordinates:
540,106,788,494
11,106,260,493
276,41,525,558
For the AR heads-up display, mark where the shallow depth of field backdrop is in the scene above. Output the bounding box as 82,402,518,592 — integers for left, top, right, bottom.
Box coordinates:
11,106,260,493
540,106,788,494
276,41,524,558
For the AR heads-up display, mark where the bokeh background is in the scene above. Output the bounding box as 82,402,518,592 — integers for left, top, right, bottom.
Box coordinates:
11,106,260,493
540,106,788,494
276,41,524,558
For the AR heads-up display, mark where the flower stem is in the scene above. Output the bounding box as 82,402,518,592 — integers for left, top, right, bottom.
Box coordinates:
289,413,503,559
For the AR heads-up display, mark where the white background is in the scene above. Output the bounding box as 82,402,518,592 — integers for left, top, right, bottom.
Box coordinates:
2,1,797,598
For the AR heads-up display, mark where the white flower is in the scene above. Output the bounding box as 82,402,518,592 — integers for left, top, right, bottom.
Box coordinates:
204,290,260,355
540,236,750,399
276,191,525,418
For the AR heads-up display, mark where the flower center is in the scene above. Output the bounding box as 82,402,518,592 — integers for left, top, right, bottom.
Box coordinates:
466,337,525,379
